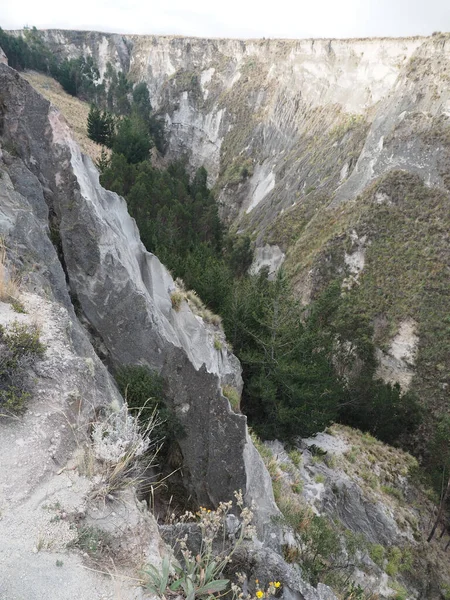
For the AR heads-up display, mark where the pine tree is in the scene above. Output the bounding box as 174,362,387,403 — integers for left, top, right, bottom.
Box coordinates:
87,106,115,147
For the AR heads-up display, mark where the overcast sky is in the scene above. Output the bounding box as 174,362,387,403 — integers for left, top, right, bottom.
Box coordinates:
2,0,450,39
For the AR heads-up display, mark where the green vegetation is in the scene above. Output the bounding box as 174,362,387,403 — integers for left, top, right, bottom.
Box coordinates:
222,385,240,412
0,27,164,157
0,322,45,413
170,291,184,311
87,105,115,147
98,122,422,447
384,546,413,577
0,27,100,99
114,365,183,448
11,299,26,314
222,156,254,185
145,494,262,600
226,271,342,440
369,543,385,567
71,525,113,559
381,485,404,502
288,449,302,468
111,115,153,164
322,172,450,486
5,27,415,451
11,31,444,494
279,498,366,589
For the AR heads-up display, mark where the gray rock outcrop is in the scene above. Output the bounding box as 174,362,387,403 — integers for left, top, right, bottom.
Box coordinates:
0,62,278,534
26,31,449,227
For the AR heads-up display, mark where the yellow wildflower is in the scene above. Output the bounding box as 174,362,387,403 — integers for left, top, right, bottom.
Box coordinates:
256,591,264,598
274,582,281,589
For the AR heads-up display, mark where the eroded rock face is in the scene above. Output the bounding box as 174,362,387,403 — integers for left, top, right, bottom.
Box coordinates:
0,46,7,65
236,546,338,600
250,244,286,280
0,63,277,533
27,31,448,230
375,319,419,390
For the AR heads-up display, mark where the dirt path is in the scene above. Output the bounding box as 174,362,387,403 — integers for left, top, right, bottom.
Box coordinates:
0,295,148,600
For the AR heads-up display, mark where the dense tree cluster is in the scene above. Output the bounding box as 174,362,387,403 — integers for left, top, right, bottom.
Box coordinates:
98,125,421,443
86,69,163,163
0,27,100,99
1,26,439,490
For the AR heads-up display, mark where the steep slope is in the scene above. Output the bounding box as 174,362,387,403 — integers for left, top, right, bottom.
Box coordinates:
259,425,450,599
23,29,450,432
0,60,279,535
0,294,161,600
2,30,450,600
21,70,103,162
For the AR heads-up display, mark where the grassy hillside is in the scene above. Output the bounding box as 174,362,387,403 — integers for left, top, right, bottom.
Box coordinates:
265,170,450,467
21,71,103,163
253,424,450,599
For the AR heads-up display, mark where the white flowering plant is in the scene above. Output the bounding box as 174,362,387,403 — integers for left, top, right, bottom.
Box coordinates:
145,491,281,600
89,402,161,500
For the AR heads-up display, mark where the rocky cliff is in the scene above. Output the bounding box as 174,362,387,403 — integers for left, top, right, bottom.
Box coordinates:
2,29,450,599
0,59,279,543
26,28,450,423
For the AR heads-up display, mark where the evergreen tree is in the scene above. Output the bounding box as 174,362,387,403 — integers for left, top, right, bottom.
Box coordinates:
132,82,152,124
112,115,152,164
87,105,115,147
225,271,342,440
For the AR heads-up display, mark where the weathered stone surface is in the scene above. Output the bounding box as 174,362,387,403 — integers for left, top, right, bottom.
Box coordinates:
321,478,401,546
0,46,7,65
161,347,279,538
235,546,338,600
266,434,408,547
59,153,242,389
375,318,419,390
250,243,285,280
29,31,449,231
0,63,277,536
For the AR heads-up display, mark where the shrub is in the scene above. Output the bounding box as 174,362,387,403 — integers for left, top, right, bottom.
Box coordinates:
114,365,184,449
369,543,385,567
279,501,355,587
11,299,26,314
391,584,408,600
0,322,45,413
381,485,404,502
171,291,185,311
0,242,20,303
88,402,161,499
291,482,303,494
87,105,115,147
361,469,378,489
145,491,259,600
384,546,413,577
185,289,204,310
222,385,240,412
288,449,302,468
112,116,152,164
71,525,113,560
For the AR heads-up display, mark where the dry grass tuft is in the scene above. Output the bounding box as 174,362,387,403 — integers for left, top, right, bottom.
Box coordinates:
85,403,162,502
0,242,20,303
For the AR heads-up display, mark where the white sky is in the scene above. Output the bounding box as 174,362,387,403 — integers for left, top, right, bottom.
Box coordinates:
1,0,450,39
